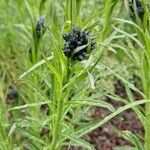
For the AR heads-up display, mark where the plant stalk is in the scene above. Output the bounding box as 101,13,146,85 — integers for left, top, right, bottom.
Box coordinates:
51,97,64,150
144,83,150,150
144,53,150,150
50,74,63,150
145,103,150,150
51,57,70,150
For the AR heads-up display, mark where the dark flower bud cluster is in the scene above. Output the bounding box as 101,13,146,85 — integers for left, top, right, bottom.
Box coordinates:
36,16,45,39
63,27,95,61
128,0,145,20
6,89,19,105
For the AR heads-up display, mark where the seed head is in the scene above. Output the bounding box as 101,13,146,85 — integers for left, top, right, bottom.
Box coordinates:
63,27,95,61
36,16,45,38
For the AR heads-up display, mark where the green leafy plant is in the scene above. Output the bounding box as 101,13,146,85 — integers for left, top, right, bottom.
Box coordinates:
0,0,150,150
111,0,150,149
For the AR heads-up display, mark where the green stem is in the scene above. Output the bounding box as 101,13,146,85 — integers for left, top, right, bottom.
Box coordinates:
50,58,70,150
144,84,150,150
145,103,150,150
51,97,64,150
0,123,5,141
144,54,150,150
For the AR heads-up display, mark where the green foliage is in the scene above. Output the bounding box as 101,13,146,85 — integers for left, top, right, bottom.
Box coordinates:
0,0,150,150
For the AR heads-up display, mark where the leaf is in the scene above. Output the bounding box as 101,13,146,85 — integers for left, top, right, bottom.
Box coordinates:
39,0,47,14
112,26,144,50
120,131,144,150
72,0,77,24
24,0,34,24
102,64,145,98
113,18,144,35
18,55,54,80
20,129,47,145
102,0,117,39
64,138,95,150
106,93,149,127
8,123,17,136
73,44,87,55
9,101,52,111
76,0,83,16
88,72,95,89
41,114,56,128
113,146,136,150
68,98,115,112
45,57,62,85
74,99,150,137
109,43,141,68
14,23,31,41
